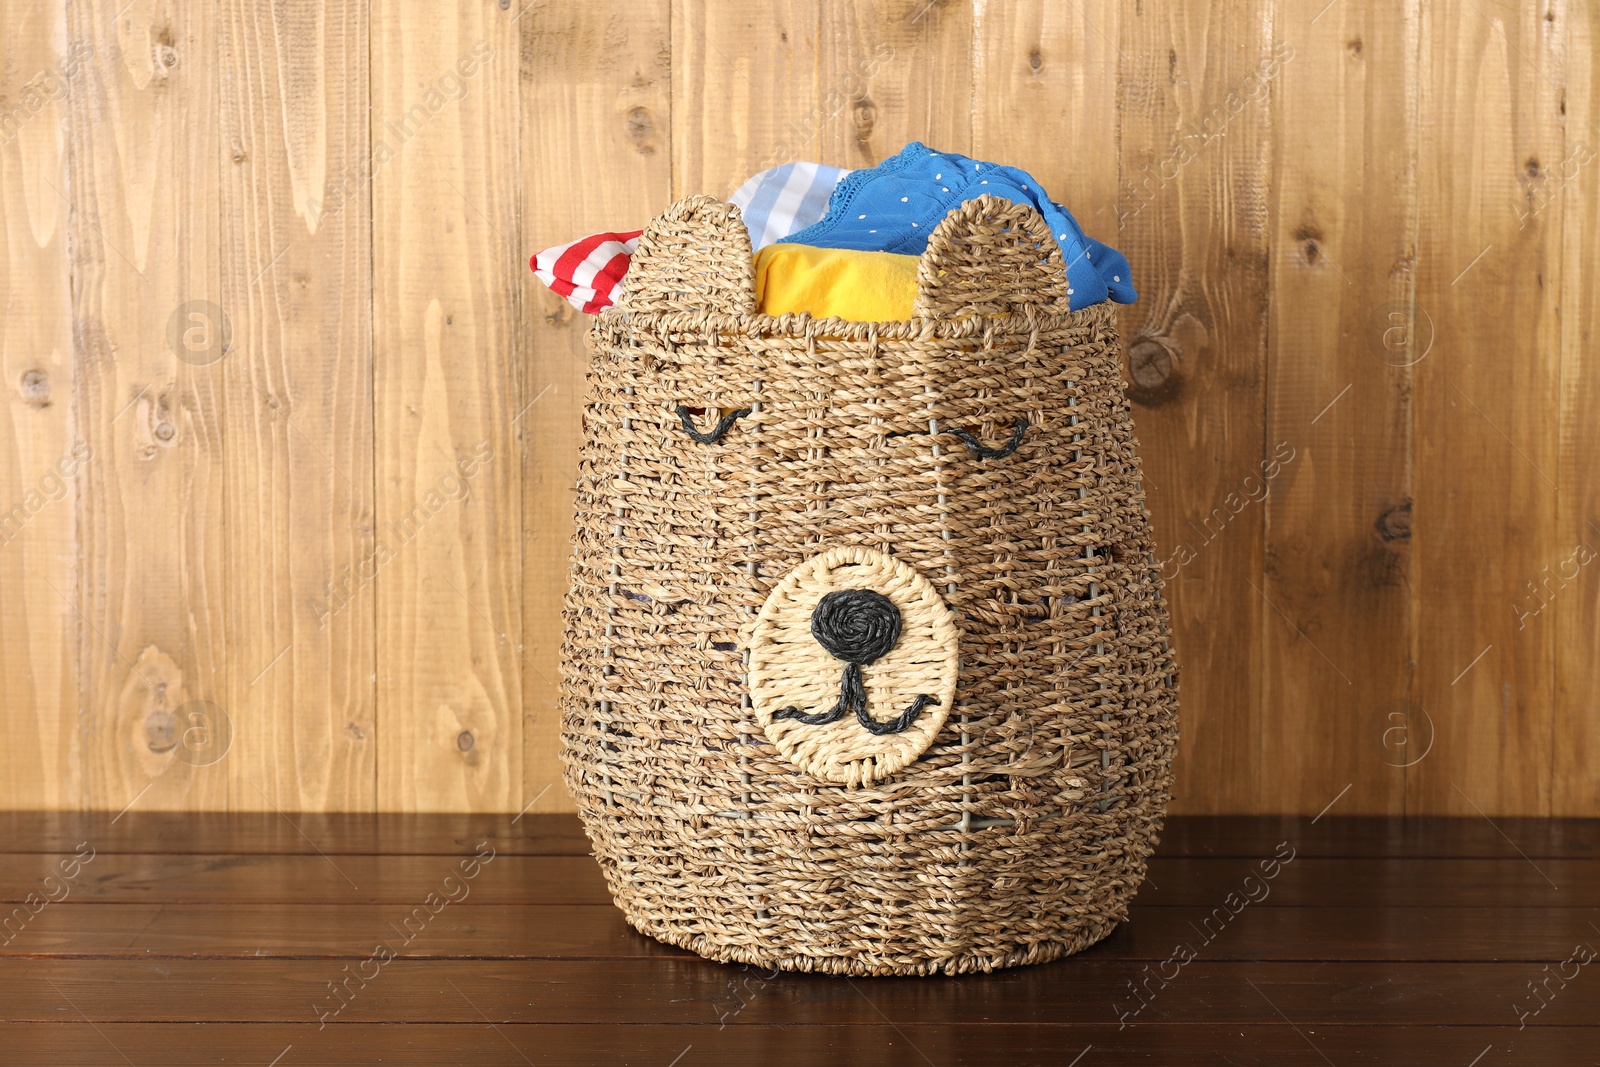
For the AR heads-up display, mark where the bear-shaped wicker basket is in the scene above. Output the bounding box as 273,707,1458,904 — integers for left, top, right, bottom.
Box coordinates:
560,193,1178,976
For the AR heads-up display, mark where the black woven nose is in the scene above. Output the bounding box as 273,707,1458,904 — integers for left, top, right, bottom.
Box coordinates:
810,589,902,665
774,586,935,736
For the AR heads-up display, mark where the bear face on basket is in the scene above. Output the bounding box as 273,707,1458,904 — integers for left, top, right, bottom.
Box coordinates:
559,195,1177,977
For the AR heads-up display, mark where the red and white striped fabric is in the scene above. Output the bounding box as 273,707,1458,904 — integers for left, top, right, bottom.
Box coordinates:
530,230,642,314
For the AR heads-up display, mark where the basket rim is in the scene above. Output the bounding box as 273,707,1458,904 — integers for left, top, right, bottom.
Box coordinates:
592,296,1118,343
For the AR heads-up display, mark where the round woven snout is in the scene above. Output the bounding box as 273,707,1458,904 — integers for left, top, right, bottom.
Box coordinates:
748,545,961,788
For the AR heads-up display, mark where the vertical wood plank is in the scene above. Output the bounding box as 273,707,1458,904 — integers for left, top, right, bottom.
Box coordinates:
1259,1,1418,814
219,0,375,811
0,0,82,809
1553,0,1600,816
372,1,523,811
519,0,673,815
1116,0,1276,813
815,0,973,165
971,0,1120,256
66,0,227,811
674,0,972,211
1409,0,1563,816
673,0,823,199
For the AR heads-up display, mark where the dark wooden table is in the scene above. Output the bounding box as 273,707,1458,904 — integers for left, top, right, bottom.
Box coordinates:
1,812,1596,1065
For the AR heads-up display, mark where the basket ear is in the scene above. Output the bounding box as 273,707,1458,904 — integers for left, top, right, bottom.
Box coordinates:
615,195,756,315
913,194,1071,319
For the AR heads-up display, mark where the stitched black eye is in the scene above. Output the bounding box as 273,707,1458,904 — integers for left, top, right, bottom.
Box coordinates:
676,405,751,444
951,418,1028,460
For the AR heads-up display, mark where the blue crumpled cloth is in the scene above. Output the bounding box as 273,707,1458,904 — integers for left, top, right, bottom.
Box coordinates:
779,141,1135,311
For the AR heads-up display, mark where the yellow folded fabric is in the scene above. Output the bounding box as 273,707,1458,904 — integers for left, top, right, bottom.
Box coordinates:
754,243,920,322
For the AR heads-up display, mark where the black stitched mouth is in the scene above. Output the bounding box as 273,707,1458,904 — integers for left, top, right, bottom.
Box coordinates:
951,417,1028,459
772,588,937,736
676,405,750,444
676,409,1029,458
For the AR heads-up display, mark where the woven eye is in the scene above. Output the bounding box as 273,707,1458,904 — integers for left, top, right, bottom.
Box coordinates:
675,405,751,444
951,418,1028,460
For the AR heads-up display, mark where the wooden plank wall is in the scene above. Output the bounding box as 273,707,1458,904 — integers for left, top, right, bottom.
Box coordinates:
0,0,1594,816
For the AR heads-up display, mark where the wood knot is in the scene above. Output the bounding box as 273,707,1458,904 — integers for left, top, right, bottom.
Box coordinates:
1028,48,1043,74
1376,500,1412,542
1294,224,1325,266
456,730,475,752
626,107,655,154
145,708,178,753
20,369,50,408
853,97,876,141
1126,337,1183,406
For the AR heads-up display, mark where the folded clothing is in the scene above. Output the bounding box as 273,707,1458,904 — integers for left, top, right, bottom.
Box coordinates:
531,145,1136,317
532,162,846,313
781,141,1134,311
530,230,641,314
730,161,851,251
754,243,919,322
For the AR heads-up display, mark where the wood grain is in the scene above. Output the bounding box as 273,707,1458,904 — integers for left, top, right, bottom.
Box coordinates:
0,0,1594,815
816,0,972,164
673,0,821,198
371,1,523,811
4,850,1597,908
1409,0,1564,816
218,0,375,812
3,1023,1597,1067
1115,0,1275,813
1,811,1594,858
64,0,228,812
1,814,1598,1065
5,958,1599,1027
0,1,79,808
972,1,1120,251
1259,1,1418,813
3,899,1595,962
518,0,673,824
1553,2,1600,817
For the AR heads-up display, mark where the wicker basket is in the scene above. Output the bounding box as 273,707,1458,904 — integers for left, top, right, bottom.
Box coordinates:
559,193,1178,976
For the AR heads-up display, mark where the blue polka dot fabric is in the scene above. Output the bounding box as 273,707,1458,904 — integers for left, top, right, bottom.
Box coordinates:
779,142,1135,311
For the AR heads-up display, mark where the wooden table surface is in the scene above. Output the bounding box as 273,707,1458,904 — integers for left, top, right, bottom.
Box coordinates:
1,813,1596,1065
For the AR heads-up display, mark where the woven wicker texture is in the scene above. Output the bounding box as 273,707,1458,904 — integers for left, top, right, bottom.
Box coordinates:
561,193,1179,976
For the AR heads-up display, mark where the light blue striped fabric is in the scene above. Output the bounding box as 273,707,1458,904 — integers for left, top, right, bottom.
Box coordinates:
729,162,851,251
